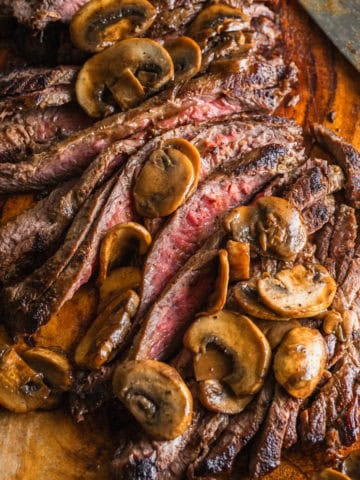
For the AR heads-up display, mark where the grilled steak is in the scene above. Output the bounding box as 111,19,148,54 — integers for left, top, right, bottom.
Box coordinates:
0,65,78,96
138,144,303,324
302,195,336,234
0,0,89,29
130,233,224,361
193,377,274,477
314,124,360,207
0,134,135,284
0,61,297,193
0,105,93,162
249,385,302,477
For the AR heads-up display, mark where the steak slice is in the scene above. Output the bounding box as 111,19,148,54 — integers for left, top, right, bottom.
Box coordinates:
284,161,344,210
3,179,115,335
0,65,78,96
193,377,274,477
0,61,297,193
0,0,89,29
0,134,135,284
0,84,74,121
302,195,336,234
137,144,302,325
313,124,360,207
249,384,302,477
130,232,224,361
0,105,93,162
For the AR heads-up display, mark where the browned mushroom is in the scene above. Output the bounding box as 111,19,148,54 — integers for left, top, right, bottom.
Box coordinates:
233,279,290,321
257,264,337,318
70,0,157,52
75,289,139,369
274,327,327,399
198,379,253,414
313,469,351,480
99,266,141,311
226,240,250,281
201,249,229,315
22,347,72,392
254,319,301,349
224,197,307,261
134,146,195,218
188,4,250,42
343,450,360,479
162,138,201,198
76,38,174,117
0,348,50,413
164,36,202,82
184,310,271,397
112,359,193,440
323,310,358,342
98,222,151,284
193,347,232,381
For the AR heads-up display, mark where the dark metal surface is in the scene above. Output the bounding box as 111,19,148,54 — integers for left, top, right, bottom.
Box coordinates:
298,0,360,71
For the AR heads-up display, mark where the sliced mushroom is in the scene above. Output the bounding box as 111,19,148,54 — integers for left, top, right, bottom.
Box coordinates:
233,280,290,321
99,266,141,311
254,319,301,349
314,469,351,480
226,240,250,281
198,379,252,414
113,359,193,440
274,327,327,399
343,450,360,479
184,310,271,396
224,197,307,261
76,38,174,117
75,289,139,369
164,36,202,82
188,4,250,42
163,138,201,197
134,146,195,218
0,348,50,413
98,222,151,284
70,0,157,52
201,249,229,315
258,264,337,318
22,347,72,392
193,346,232,382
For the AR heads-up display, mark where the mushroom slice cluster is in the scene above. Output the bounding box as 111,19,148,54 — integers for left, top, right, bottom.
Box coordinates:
0,348,51,413
70,0,157,52
76,38,174,117
164,36,202,82
258,264,337,318
99,266,141,312
113,359,193,440
134,138,201,218
98,221,151,284
274,327,327,399
75,289,139,369
225,196,307,261
184,310,271,413
22,347,72,392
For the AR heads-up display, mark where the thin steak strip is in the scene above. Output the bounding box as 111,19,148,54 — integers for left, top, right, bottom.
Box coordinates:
0,65,78,96
0,134,138,284
0,105,93,162
0,61,296,193
313,124,360,207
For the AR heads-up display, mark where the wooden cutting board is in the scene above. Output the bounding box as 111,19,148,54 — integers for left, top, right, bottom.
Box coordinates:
0,0,359,478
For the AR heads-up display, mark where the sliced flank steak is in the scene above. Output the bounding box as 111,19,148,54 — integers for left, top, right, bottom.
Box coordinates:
0,61,297,193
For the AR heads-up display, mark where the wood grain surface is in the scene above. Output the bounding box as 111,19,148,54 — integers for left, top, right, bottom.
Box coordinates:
0,1,359,478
